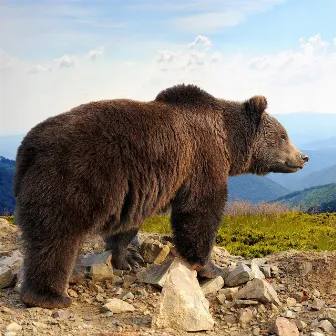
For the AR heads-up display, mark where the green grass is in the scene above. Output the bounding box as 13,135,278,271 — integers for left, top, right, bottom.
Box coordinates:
141,212,336,258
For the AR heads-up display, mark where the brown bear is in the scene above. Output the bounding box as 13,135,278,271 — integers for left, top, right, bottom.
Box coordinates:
13,84,308,309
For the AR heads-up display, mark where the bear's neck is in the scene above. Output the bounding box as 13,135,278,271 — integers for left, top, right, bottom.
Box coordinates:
222,111,257,176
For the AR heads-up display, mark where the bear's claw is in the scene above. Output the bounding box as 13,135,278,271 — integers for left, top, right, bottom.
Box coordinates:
112,244,144,270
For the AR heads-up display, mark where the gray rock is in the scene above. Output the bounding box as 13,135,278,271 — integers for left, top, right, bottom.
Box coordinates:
281,310,295,319
135,289,148,297
225,264,254,287
103,298,135,313
260,265,272,278
0,266,15,289
122,292,135,300
153,261,214,331
235,299,259,307
317,320,336,333
311,298,325,311
137,256,177,288
0,250,23,289
236,278,281,306
200,276,224,295
251,260,265,280
269,317,299,336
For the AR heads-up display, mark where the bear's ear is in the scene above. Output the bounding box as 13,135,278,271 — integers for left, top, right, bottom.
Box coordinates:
244,96,268,117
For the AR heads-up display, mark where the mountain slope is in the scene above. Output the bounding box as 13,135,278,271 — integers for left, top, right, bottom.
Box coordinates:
228,175,289,203
0,157,16,214
273,183,336,212
0,135,24,160
291,164,336,190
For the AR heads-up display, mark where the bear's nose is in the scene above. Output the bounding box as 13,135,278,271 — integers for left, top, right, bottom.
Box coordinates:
301,152,309,162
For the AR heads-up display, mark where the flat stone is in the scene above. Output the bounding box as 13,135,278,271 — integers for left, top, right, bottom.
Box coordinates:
80,251,112,267
281,310,295,319
89,264,114,281
296,320,307,331
200,276,224,295
318,320,336,333
225,264,254,287
236,278,281,306
153,261,214,331
123,275,137,288
52,310,71,319
311,298,325,311
103,298,135,313
137,256,177,288
260,265,272,278
235,299,259,306
310,333,325,336
269,317,299,336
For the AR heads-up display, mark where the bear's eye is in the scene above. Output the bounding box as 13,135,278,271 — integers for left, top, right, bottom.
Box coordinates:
280,135,287,141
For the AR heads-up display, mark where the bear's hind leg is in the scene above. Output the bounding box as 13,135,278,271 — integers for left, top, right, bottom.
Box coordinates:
104,229,144,270
20,229,82,309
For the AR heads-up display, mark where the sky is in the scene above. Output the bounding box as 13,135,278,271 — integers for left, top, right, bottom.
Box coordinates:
1,0,336,135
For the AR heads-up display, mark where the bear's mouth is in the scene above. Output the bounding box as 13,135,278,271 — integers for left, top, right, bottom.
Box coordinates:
285,161,304,170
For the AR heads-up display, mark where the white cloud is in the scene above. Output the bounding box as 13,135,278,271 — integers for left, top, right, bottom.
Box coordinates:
88,46,104,60
189,36,212,50
3,33,336,136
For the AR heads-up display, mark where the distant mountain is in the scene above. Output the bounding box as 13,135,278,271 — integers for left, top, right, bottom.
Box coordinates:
290,164,336,191
0,134,24,160
268,149,336,191
273,113,336,148
228,175,289,204
0,157,16,215
273,183,336,212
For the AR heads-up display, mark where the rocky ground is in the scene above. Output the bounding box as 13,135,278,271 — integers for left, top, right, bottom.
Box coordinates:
0,217,336,336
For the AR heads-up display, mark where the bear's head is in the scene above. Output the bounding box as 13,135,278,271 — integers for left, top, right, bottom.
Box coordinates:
245,96,308,175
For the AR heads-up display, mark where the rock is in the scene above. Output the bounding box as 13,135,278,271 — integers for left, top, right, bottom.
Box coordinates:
122,292,135,300
312,289,321,298
0,266,15,289
0,250,23,289
286,298,297,307
224,314,237,324
216,294,226,305
219,287,239,300
123,275,137,288
269,317,299,336
310,333,325,336
311,298,325,311
68,288,78,298
281,310,295,319
69,264,87,284
239,309,253,324
96,294,105,302
317,320,336,333
4,332,17,336
296,320,307,331
251,260,265,280
135,289,148,298
225,264,254,287
260,265,272,278
137,256,177,288
235,299,259,306
200,276,224,295
253,327,261,335
236,278,281,306
301,262,312,276
153,261,214,331
89,264,114,281
140,239,170,264
79,251,114,281
32,321,48,329
6,323,22,332
103,298,135,313
52,310,71,319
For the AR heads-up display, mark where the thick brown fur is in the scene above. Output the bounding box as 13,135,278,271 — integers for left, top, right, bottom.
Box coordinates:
14,84,308,308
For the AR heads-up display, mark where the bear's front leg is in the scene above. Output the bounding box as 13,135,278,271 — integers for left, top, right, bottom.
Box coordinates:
104,229,144,270
171,184,228,279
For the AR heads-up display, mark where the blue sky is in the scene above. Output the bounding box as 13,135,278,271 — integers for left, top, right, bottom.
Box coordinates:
1,0,336,134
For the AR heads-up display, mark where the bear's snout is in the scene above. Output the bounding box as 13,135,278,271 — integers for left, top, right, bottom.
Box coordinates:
300,152,309,163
